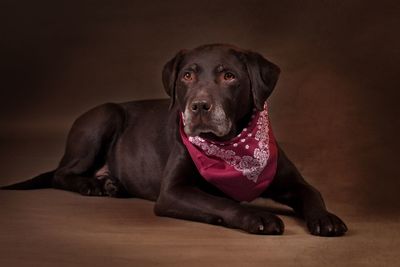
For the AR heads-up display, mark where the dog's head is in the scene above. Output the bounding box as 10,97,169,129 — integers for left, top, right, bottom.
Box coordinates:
162,44,280,141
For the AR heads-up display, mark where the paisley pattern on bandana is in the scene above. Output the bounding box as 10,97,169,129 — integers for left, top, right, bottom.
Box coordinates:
180,102,278,202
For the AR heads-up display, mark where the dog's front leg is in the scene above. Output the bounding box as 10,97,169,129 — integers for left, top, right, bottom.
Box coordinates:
267,147,348,236
154,142,284,235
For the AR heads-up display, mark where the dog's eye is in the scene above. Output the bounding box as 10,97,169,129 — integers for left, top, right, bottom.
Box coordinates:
224,72,235,80
183,72,192,80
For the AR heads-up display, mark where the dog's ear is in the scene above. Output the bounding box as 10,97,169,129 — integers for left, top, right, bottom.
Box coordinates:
162,50,186,109
242,51,280,110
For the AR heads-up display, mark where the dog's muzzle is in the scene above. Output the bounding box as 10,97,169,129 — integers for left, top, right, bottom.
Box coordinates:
183,99,232,137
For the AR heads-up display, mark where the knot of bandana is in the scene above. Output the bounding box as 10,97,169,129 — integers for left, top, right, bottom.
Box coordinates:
180,103,278,202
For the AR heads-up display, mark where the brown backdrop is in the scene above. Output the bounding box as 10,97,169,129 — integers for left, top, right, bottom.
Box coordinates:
1,1,399,265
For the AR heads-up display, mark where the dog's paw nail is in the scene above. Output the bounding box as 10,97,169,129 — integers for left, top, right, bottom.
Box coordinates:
313,224,321,235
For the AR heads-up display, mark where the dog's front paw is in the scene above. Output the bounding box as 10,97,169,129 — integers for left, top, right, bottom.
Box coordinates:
238,211,284,235
306,211,348,237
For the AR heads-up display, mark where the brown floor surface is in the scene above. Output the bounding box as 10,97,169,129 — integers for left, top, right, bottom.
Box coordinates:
0,190,398,267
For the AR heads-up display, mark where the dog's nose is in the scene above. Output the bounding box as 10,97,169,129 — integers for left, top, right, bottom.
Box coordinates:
190,100,212,114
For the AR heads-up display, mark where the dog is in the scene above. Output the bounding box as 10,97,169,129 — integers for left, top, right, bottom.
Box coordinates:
1,44,347,236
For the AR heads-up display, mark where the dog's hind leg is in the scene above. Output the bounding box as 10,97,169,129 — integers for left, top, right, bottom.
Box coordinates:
52,103,127,197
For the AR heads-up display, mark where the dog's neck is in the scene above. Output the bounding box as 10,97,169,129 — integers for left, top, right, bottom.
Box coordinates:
235,108,255,135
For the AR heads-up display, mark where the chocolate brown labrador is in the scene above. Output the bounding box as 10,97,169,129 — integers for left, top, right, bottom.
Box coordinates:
1,44,347,236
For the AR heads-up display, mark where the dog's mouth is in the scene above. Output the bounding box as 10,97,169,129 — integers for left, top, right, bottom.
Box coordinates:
182,113,233,140
184,122,232,138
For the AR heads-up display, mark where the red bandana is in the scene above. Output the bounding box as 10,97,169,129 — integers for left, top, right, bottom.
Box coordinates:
180,103,278,202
